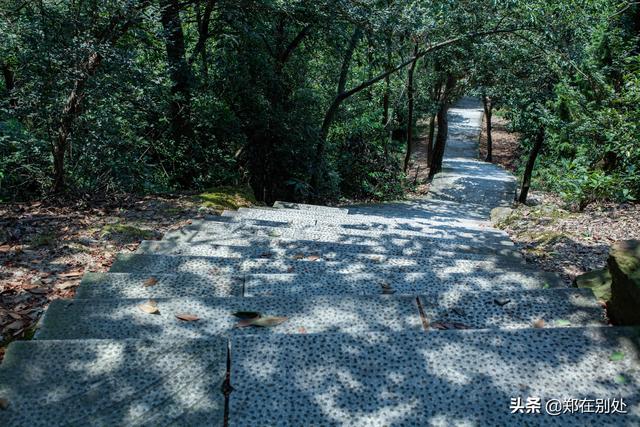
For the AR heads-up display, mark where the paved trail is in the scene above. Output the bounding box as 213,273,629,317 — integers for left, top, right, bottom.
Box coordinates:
1,98,638,426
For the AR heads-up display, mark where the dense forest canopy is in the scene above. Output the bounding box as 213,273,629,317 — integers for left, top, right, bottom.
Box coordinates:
0,0,638,207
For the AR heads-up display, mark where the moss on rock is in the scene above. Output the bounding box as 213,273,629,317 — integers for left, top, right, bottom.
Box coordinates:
608,240,640,325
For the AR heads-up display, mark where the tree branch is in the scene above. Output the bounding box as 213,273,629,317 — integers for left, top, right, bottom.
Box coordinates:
188,0,217,65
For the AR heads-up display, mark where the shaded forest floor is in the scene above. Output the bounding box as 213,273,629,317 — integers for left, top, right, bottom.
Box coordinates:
479,114,640,285
0,190,255,358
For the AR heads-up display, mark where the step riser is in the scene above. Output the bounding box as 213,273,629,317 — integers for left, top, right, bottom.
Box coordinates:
109,254,548,277
273,201,349,214
36,289,603,341
164,223,514,249
138,241,524,264
75,272,562,300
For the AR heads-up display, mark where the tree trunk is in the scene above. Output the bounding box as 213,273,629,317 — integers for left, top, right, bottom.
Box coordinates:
518,127,544,203
381,40,391,125
1,63,16,107
428,74,456,179
50,1,150,194
426,114,436,165
160,0,195,169
403,43,419,173
483,95,493,162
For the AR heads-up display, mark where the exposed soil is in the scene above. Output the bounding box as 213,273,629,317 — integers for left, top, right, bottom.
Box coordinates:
0,194,226,356
479,113,640,285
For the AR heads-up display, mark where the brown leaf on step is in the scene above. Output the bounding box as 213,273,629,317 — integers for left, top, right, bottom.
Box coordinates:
533,319,545,328
143,277,158,287
380,283,395,294
26,287,48,295
259,252,273,258
4,320,24,331
58,270,83,278
430,322,448,330
236,315,288,328
452,322,470,330
138,300,159,314
287,266,295,273
298,327,307,334
176,313,199,321
306,255,321,261
0,397,9,410
293,253,304,260
56,281,78,290
8,312,22,320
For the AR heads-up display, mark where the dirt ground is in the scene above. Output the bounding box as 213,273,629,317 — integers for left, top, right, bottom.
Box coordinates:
479,113,640,285
0,190,255,359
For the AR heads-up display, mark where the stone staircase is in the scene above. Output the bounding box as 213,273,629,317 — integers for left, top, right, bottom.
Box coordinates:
1,98,638,426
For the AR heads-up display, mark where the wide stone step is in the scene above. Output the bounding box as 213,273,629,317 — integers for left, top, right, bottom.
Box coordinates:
109,253,548,277
163,220,515,252
4,327,637,426
36,295,423,340
228,207,495,231
0,338,228,426
273,201,349,215
137,240,524,264
76,272,243,299
36,289,604,341
75,270,562,300
243,271,562,297
229,327,640,425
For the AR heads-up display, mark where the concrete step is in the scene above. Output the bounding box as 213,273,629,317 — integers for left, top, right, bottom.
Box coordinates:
243,271,563,297
109,253,551,278
36,289,604,341
4,327,637,426
142,237,521,259
137,240,524,264
75,272,243,299
36,295,423,340
229,207,495,231
163,220,515,252
273,201,349,215
0,338,228,426
231,326,640,425
75,270,563,300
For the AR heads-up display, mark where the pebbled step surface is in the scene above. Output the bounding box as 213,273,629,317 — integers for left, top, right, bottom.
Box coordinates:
230,327,640,426
0,338,227,427
163,223,516,255
273,201,348,214
243,271,562,297
137,240,524,264
36,295,423,340
36,289,603,341
109,253,552,278
76,272,243,299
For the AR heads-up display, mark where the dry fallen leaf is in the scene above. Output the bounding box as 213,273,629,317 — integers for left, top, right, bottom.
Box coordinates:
232,311,261,320
26,287,48,295
4,320,24,332
306,255,321,261
293,253,304,260
56,281,78,290
236,315,288,328
176,313,199,321
138,300,159,314
58,270,83,278
533,319,545,328
143,277,158,287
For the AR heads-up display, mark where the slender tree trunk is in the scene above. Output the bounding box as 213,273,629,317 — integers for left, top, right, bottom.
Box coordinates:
403,43,419,173
426,115,436,164
483,95,493,162
311,28,361,193
50,1,149,193
428,74,456,179
518,127,544,203
382,40,391,125
160,0,195,150
1,63,16,107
